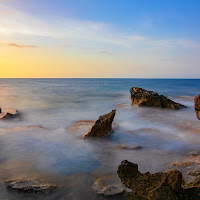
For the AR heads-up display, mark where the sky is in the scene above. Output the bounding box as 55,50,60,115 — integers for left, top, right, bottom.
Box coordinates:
0,0,200,78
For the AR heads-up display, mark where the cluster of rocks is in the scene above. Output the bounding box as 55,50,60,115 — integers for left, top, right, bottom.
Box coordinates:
1,87,199,199
117,160,200,200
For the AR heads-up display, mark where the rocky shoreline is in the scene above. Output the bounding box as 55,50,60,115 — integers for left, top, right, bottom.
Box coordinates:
0,87,199,199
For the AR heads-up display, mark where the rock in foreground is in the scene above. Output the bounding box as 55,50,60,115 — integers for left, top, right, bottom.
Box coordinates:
5,179,59,194
194,95,200,120
117,160,200,200
92,175,127,196
82,110,116,139
130,87,186,110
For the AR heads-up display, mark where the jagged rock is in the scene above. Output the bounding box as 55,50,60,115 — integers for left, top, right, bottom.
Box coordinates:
0,110,21,120
92,175,128,196
117,160,200,200
118,144,143,150
194,95,200,120
82,110,116,139
130,87,186,110
5,179,59,194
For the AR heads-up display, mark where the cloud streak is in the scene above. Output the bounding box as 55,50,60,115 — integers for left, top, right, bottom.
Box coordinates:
8,43,36,48
1,3,200,52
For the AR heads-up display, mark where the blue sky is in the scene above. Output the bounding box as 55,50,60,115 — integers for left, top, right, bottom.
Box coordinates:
9,0,200,38
0,0,200,78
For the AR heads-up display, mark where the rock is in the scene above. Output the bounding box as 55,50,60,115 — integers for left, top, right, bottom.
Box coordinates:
118,144,143,150
130,87,186,110
0,110,21,120
117,160,200,200
5,179,59,194
165,155,200,184
92,175,127,196
194,95,200,120
82,110,116,139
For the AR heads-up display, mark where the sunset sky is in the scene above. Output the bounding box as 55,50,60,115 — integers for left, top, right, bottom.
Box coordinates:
0,0,200,78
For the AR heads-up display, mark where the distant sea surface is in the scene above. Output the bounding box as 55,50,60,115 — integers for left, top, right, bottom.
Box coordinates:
0,78,200,199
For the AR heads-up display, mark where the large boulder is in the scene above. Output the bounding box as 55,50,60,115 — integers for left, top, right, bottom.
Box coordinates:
117,160,200,200
82,110,116,139
5,179,59,194
194,95,200,120
130,87,186,110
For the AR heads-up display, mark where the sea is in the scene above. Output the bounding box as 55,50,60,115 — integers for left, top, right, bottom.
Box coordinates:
0,78,200,199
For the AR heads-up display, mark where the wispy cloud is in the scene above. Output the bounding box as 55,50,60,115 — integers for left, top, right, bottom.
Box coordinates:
8,43,36,48
0,3,200,55
99,50,112,55
0,40,37,48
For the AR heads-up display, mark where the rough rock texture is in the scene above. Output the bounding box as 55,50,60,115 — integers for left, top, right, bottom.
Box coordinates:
130,87,186,110
0,110,21,120
194,95,200,120
117,160,200,200
92,175,127,196
5,179,59,194
82,110,116,139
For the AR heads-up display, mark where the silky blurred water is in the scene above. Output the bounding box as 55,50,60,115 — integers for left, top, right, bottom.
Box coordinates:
0,78,200,199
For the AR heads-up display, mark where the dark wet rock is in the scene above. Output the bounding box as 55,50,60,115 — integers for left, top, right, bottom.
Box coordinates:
130,87,186,110
82,110,116,139
0,110,21,120
118,144,143,150
194,94,200,120
5,179,59,194
117,160,200,200
92,175,128,196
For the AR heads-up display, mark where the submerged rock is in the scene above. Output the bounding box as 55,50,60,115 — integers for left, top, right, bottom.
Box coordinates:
117,160,200,200
92,175,127,196
118,144,143,150
0,110,21,120
130,87,186,110
67,120,95,133
5,179,59,194
82,110,116,139
194,95,200,120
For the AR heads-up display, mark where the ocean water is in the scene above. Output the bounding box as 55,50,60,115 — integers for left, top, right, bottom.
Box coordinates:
0,78,200,199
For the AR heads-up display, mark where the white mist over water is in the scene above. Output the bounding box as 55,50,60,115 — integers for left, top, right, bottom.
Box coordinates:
0,78,200,199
